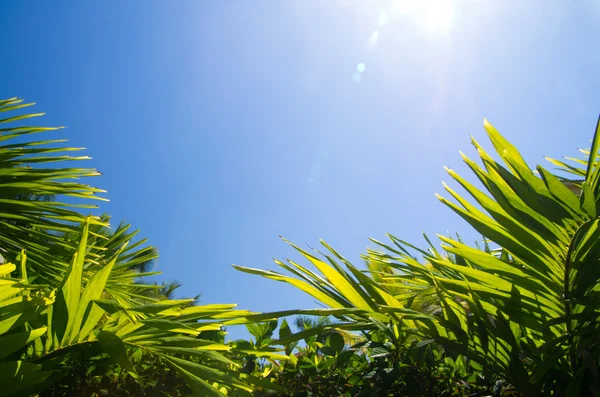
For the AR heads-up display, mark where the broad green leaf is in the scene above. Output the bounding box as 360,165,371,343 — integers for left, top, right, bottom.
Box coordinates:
0,327,47,359
279,318,292,340
328,332,345,353
97,330,138,377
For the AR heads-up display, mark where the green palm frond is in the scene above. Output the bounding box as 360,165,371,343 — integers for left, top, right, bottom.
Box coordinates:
373,117,600,395
234,239,437,340
45,214,161,309
236,115,600,396
0,219,269,396
0,98,105,283
0,97,276,396
545,117,600,196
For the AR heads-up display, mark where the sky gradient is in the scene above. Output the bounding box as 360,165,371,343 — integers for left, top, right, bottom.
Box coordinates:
2,1,600,339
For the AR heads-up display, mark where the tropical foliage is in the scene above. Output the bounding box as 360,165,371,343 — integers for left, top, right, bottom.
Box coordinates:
236,117,600,396
4,95,600,396
0,98,282,397
245,317,512,397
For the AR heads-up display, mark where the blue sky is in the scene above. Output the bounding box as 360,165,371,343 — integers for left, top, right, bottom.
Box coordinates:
2,1,600,339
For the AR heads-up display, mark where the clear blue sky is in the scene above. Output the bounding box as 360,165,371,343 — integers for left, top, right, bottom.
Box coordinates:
2,1,600,340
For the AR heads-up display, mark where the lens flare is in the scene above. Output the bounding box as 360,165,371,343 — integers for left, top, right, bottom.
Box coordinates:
389,0,456,35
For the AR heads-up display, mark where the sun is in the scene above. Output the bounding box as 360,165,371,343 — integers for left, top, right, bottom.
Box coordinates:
388,0,457,35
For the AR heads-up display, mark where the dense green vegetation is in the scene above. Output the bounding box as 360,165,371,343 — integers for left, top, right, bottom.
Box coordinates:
2,97,600,396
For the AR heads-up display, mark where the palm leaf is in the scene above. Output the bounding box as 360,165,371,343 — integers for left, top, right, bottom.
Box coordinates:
0,98,105,284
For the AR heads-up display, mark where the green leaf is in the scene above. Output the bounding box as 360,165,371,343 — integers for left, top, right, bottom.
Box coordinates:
290,243,374,312
58,219,90,346
585,115,600,183
336,350,354,367
0,327,47,359
279,318,292,340
580,181,596,218
329,332,345,353
169,363,227,397
69,245,125,343
0,361,53,396
0,264,16,277
370,347,390,358
242,374,285,392
232,265,346,309
97,330,138,378
164,355,252,392
565,367,586,397
320,345,337,356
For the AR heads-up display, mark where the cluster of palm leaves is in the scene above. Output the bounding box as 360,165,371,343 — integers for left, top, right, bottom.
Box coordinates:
237,117,600,396
6,95,600,396
0,98,286,396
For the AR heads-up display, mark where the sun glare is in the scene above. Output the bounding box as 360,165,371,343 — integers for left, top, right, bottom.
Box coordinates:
349,0,457,84
388,0,456,35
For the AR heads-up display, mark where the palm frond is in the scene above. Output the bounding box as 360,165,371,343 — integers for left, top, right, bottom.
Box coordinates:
0,98,105,283
236,116,600,395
